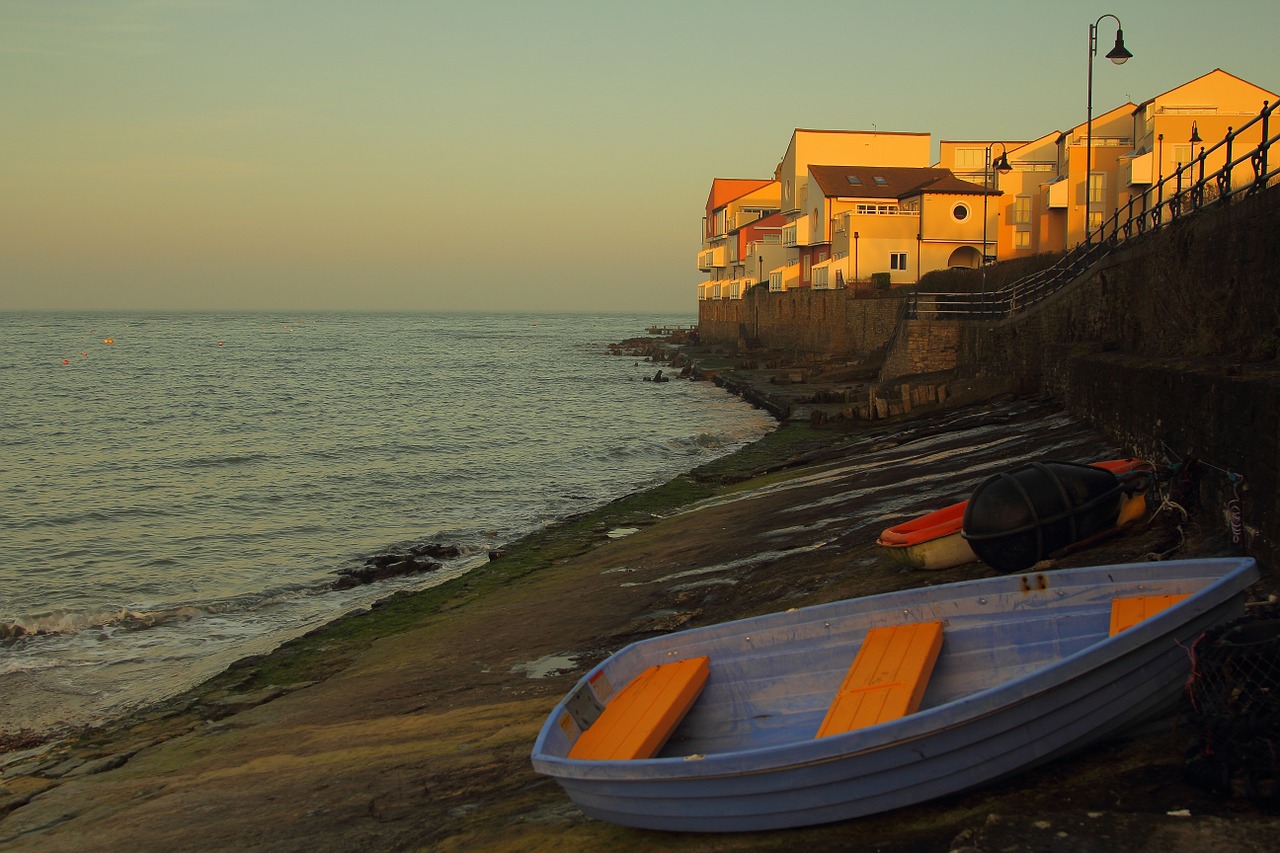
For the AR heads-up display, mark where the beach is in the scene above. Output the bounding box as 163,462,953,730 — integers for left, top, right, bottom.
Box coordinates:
2,363,1277,851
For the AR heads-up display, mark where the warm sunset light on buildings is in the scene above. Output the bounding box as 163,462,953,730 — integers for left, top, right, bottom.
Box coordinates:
699,70,1277,300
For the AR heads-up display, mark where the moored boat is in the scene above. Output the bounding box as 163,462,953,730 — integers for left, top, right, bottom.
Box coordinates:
877,458,1152,571
530,557,1258,832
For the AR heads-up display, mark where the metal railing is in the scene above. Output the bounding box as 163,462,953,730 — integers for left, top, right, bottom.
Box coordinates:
911,99,1278,320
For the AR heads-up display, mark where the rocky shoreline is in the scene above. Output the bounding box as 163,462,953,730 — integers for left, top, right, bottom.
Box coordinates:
2,347,1277,852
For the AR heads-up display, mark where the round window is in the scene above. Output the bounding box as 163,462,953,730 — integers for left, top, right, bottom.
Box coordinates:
952,203,970,221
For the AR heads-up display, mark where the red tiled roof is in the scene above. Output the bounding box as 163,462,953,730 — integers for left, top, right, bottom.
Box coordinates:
809,165,994,200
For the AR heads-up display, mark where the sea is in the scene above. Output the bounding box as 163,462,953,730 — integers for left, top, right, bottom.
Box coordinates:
0,312,776,737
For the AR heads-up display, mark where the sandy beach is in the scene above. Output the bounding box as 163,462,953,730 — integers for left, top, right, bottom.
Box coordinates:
2,373,1277,851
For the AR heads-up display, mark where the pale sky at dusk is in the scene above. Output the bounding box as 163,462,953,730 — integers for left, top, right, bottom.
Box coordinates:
2,0,1276,313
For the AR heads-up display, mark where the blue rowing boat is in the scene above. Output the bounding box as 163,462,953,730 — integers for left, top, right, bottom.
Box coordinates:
530,557,1258,832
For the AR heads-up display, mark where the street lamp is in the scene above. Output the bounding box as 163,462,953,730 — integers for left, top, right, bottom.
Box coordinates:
1189,122,1203,208
1084,14,1132,245
981,143,1012,312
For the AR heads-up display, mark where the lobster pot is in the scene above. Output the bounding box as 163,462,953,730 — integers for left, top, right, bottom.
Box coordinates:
961,461,1124,573
1185,604,1280,800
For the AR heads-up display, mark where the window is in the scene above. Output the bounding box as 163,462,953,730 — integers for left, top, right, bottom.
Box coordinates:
1014,231,1031,249
1013,195,1032,228
1089,172,1106,207
1172,143,1193,166
846,175,862,186
890,252,908,270
873,176,888,186
952,203,970,221
1088,210,1104,230
955,148,985,169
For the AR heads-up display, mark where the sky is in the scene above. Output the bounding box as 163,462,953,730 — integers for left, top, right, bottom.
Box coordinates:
2,0,1277,313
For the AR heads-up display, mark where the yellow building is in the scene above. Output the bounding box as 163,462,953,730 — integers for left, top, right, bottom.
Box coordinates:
1121,69,1279,218
776,130,930,290
696,69,1277,299
807,166,997,289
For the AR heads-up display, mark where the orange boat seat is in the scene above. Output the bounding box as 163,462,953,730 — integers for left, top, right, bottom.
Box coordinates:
568,656,710,760
1109,594,1191,635
817,621,944,738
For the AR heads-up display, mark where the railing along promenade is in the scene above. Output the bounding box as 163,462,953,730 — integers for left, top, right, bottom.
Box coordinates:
911,100,1278,320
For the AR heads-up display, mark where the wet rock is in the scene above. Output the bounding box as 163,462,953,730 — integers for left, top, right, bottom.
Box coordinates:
412,543,463,560
332,558,441,590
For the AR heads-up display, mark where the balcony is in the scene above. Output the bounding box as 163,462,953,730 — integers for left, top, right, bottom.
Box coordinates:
782,264,800,291
728,210,760,231
697,245,727,271
1125,150,1154,186
812,264,832,290
1047,177,1068,210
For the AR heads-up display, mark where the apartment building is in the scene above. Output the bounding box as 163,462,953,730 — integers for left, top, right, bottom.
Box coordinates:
697,178,782,301
1121,69,1279,220
697,69,1276,300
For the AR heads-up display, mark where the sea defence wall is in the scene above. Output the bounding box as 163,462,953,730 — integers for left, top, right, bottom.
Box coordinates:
956,183,1280,570
697,288,903,355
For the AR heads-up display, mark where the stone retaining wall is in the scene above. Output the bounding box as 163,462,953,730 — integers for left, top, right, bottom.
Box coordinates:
697,288,904,355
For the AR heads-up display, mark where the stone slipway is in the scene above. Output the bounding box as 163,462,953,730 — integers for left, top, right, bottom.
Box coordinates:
2,396,1277,852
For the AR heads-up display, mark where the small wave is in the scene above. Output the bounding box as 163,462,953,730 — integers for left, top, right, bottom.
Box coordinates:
667,430,748,452
182,451,277,468
15,505,172,530
0,656,68,676
2,605,206,642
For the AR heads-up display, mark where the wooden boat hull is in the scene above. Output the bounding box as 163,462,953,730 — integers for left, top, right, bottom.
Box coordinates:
877,458,1152,571
531,557,1257,832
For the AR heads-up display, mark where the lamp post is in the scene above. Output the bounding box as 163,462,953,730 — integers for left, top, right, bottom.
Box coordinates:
853,231,859,284
1085,14,1132,246
981,143,1012,313
1189,122,1203,208
758,253,764,289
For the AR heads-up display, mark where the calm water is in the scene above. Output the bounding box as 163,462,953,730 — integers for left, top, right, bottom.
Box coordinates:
0,312,775,734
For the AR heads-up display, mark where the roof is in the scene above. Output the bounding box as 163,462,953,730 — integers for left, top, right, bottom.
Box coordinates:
808,165,995,200
1132,68,1280,112
705,178,773,212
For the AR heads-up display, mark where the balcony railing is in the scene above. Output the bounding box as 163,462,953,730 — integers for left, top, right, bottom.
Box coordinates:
696,246,727,270
911,99,1277,319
